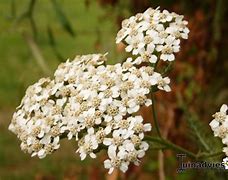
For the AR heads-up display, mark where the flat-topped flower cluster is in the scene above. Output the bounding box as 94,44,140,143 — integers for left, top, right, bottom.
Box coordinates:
116,7,189,63
9,7,189,174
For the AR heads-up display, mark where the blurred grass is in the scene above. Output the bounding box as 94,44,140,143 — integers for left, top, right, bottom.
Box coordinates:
0,110,93,179
0,0,121,108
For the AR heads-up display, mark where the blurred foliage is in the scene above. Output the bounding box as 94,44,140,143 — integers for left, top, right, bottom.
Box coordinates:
0,0,122,108
0,0,228,179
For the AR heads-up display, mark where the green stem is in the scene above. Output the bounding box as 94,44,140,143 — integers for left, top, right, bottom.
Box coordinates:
145,135,224,160
145,135,196,159
153,58,159,71
151,92,162,138
162,62,174,76
197,151,224,159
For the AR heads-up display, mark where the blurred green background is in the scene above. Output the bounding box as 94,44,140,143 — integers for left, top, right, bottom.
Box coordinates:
0,0,227,179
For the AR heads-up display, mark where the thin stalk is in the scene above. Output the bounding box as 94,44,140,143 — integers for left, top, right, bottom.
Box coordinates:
145,135,197,159
197,151,224,159
162,62,173,76
145,135,224,160
23,33,51,75
151,92,162,138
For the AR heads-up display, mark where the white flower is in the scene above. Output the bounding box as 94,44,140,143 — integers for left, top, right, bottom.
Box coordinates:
126,35,144,54
116,6,189,64
104,146,129,174
213,104,228,122
136,50,158,64
37,137,60,159
103,130,126,150
119,142,146,166
210,104,228,133
128,116,152,139
157,35,180,61
76,131,98,160
154,75,171,92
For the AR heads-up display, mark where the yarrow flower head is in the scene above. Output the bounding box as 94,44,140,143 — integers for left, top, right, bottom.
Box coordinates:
116,7,189,63
9,7,189,174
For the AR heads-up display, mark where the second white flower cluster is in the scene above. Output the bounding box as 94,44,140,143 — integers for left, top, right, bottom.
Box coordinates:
210,104,228,157
116,7,189,63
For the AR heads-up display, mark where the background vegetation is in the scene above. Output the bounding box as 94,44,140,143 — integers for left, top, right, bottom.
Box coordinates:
0,0,227,179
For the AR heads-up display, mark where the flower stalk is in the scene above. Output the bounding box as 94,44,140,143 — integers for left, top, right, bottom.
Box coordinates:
145,135,196,159
145,135,224,160
151,92,162,138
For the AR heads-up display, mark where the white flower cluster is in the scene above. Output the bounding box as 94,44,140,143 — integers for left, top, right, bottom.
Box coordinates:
116,7,189,62
8,53,170,173
209,104,228,164
9,7,189,174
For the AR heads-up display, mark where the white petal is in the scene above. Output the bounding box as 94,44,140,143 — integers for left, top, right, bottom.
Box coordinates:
104,126,112,135
103,138,112,146
145,99,152,106
149,55,157,63
164,85,171,92
38,149,46,158
221,104,228,113
137,150,145,158
120,162,129,173
108,145,117,159
90,152,96,159
161,54,168,61
108,167,114,174
140,141,149,151
80,152,86,160
104,159,112,169
144,124,152,131
209,120,219,129
168,54,175,61
125,45,132,52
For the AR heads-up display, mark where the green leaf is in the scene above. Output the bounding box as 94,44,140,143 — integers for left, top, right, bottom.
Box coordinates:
51,0,75,37
47,26,64,61
47,26,56,46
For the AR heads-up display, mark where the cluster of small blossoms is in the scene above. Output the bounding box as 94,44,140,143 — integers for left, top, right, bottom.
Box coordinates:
116,7,189,63
9,52,172,173
8,77,64,158
209,104,228,168
9,7,189,174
